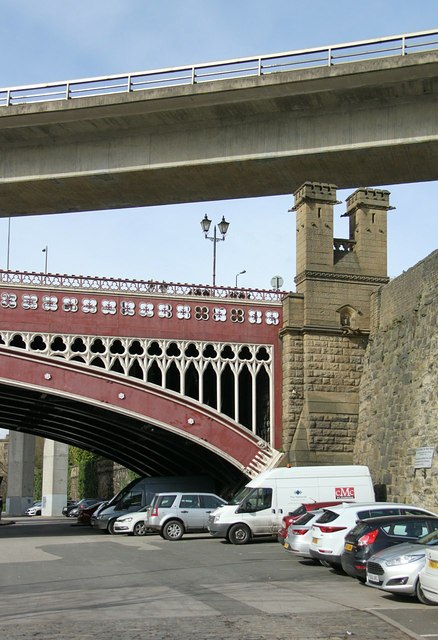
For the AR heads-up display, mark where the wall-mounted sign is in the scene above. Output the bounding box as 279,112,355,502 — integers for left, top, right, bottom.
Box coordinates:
414,447,435,469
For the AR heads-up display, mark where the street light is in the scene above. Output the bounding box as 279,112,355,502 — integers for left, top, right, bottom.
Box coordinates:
200,215,230,287
235,269,246,287
42,246,48,274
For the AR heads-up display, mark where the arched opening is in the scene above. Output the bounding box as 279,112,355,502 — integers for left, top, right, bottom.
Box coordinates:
185,362,199,400
256,366,270,442
147,361,162,386
110,358,124,375
165,362,180,393
220,363,235,419
238,365,252,429
203,363,217,409
128,360,144,381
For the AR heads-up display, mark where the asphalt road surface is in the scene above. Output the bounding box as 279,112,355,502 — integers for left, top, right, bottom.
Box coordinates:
0,517,437,640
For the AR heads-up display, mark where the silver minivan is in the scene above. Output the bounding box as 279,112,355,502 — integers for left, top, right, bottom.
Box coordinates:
147,492,226,540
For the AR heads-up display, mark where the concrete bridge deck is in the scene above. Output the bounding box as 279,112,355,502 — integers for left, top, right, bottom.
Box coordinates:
1,33,437,216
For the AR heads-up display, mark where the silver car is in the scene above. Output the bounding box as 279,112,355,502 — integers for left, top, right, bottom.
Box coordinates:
366,529,438,600
283,510,324,559
146,492,226,540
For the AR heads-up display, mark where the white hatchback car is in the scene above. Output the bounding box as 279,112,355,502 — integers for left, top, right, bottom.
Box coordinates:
418,546,438,605
309,502,437,568
113,506,149,536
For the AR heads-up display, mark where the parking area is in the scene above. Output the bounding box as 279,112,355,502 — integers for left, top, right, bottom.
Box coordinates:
0,517,436,639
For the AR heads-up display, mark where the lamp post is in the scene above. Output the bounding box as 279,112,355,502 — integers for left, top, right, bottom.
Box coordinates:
42,246,48,274
6,218,11,270
235,269,246,287
200,215,230,287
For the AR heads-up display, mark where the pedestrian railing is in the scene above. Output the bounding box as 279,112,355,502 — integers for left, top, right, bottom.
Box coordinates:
0,29,436,107
0,269,286,302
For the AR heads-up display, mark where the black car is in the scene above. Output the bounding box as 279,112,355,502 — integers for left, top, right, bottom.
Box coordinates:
341,514,438,581
62,500,78,517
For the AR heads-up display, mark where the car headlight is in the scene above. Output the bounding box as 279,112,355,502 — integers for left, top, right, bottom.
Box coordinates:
213,515,220,523
120,517,133,523
385,553,425,566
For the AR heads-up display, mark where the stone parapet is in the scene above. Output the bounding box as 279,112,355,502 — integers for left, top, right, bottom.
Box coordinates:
345,187,393,214
293,181,340,209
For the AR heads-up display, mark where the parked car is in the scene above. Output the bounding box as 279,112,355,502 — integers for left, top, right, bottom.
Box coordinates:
282,509,325,560
76,501,106,525
68,498,102,519
341,514,438,581
309,502,437,568
92,475,215,534
113,506,150,536
147,492,227,540
418,546,438,605
277,501,346,543
366,528,438,600
62,500,78,517
25,501,42,516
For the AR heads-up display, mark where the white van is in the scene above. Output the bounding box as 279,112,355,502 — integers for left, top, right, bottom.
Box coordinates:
207,465,374,545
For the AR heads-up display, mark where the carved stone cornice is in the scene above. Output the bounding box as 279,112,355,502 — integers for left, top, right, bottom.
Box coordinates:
280,324,370,339
294,270,390,286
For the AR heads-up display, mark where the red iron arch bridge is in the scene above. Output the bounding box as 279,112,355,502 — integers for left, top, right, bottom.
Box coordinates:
0,270,285,493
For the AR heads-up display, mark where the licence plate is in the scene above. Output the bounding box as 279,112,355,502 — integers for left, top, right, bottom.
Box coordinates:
428,559,438,569
312,537,319,544
344,543,353,552
284,542,289,549
368,573,380,583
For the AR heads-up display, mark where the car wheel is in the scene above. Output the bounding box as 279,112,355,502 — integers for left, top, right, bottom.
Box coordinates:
133,521,147,536
228,523,251,545
162,520,184,541
107,519,117,535
416,579,435,605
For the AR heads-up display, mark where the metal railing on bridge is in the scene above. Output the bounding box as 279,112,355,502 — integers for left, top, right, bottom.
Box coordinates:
0,269,286,303
0,29,437,107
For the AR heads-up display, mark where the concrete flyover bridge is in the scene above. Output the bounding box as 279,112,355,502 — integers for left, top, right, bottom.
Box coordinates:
0,29,437,216
0,270,285,495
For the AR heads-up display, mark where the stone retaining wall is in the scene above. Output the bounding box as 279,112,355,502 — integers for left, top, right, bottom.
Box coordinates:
355,250,437,512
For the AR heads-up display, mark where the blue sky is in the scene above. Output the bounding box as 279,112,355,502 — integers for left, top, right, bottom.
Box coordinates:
0,2,437,438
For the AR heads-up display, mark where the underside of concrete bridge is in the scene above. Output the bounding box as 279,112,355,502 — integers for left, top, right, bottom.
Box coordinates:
1,51,437,215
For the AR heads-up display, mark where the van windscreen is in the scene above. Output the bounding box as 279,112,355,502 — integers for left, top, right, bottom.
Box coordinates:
229,486,252,505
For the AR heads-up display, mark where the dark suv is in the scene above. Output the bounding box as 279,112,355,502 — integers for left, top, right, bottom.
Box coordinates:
147,492,226,540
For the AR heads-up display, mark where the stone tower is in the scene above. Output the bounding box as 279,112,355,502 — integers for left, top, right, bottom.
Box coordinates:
281,182,392,465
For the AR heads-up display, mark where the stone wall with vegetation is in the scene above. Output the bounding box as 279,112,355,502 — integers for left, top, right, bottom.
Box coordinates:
355,250,437,512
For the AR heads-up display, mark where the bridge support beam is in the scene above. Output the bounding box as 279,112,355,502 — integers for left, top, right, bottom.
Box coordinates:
42,439,68,516
6,431,35,515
